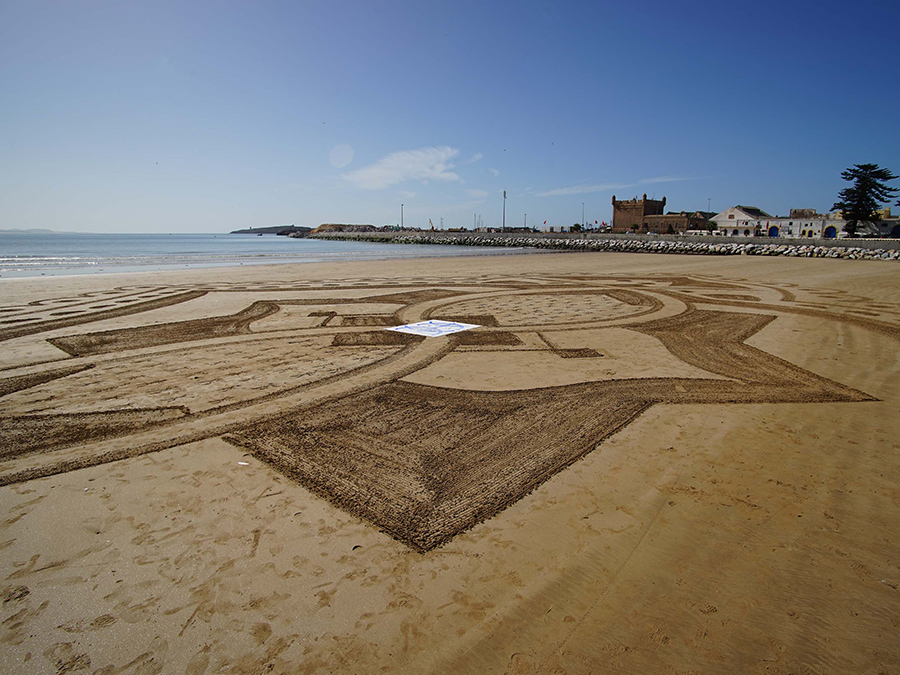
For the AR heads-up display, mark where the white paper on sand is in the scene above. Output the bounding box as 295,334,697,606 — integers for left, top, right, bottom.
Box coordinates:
385,320,480,337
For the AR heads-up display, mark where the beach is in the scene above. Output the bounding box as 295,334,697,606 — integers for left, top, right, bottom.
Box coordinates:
1,251,899,673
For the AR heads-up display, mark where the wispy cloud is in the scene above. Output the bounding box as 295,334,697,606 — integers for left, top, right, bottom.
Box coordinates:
639,176,693,184
342,146,461,189
464,152,483,164
536,182,630,197
399,190,416,200
489,168,500,177
328,144,354,169
537,175,695,198
466,189,490,199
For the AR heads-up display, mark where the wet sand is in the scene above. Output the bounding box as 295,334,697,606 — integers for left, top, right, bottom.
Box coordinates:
1,252,899,673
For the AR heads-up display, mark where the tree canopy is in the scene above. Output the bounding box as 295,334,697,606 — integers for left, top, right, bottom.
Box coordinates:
832,164,898,237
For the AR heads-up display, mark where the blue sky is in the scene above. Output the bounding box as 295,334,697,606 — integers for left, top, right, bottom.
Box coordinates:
2,0,898,233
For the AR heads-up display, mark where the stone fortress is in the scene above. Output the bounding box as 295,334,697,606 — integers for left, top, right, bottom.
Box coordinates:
610,194,710,234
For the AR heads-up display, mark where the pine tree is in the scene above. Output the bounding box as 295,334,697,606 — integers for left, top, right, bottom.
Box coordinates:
832,164,898,237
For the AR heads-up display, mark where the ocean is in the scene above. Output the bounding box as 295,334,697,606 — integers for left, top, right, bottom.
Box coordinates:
0,231,528,278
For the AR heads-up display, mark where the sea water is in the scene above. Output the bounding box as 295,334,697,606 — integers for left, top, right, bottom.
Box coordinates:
0,231,528,278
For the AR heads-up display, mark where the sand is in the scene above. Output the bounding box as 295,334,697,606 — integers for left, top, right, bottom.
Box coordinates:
1,252,898,673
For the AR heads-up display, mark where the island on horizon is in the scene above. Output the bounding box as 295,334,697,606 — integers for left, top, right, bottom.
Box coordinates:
230,224,311,236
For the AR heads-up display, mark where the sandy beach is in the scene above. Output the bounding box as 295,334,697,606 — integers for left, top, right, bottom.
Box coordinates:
1,251,899,674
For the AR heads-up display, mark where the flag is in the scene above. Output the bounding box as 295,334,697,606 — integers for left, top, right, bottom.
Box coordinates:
543,220,547,224
595,220,598,224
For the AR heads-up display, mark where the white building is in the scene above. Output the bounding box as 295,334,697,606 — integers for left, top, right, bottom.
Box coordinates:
767,214,843,239
711,206,772,237
712,206,843,239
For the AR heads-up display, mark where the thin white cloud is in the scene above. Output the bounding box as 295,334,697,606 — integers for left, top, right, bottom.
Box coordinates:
464,153,483,164
467,189,490,199
489,168,500,177
342,146,461,189
329,144,354,169
399,190,416,200
536,182,630,197
639,176,693,184
537,175,696,198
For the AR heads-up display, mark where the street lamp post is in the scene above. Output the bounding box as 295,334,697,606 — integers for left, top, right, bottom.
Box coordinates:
502,190,506,232
401,203,404,229
582,202,585,229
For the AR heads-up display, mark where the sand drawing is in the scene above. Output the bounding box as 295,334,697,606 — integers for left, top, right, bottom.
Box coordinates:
0,289,207,342
0,274,892,550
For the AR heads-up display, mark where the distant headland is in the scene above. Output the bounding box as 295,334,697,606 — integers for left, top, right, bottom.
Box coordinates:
0,228,65,234
229,225,311,236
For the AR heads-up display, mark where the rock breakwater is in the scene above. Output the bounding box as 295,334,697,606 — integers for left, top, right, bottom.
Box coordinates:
310,233,900,261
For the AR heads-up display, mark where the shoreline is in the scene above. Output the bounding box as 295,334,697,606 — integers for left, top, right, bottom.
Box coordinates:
5,230,898,281
0,232,542,280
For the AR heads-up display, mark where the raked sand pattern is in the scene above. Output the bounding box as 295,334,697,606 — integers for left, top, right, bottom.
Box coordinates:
1,253,899,673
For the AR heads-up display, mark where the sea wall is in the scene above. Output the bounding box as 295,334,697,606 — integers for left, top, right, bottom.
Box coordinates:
306,231,900,261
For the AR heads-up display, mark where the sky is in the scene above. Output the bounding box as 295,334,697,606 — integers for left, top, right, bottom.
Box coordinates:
2,0,899,233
